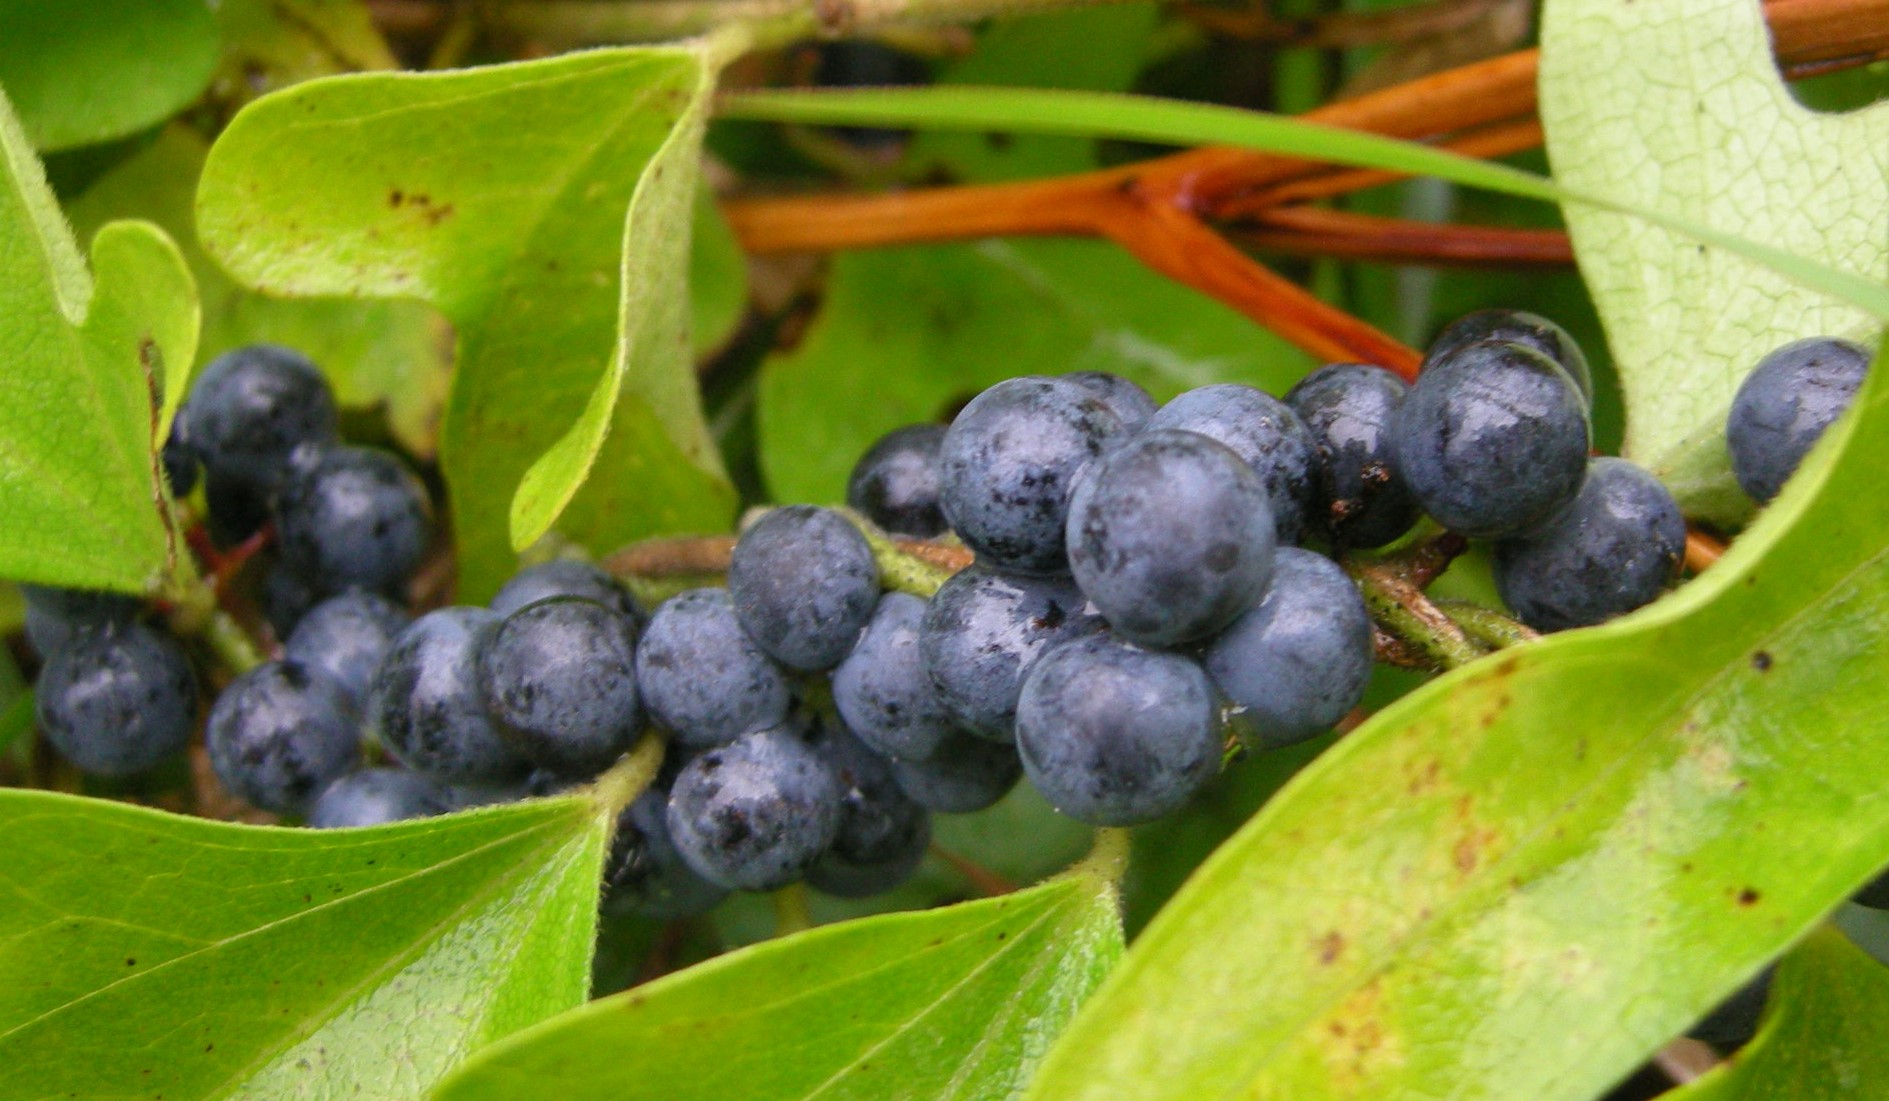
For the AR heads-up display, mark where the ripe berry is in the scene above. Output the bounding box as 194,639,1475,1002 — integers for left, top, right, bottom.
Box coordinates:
1144,383,1320,546
477,597,643,778
1285,364,1419,549
728,506,880,672
1426,309,1594,405
919,565,1101,740
1494,458,1685,631
889,729,1023,813
666,725,845,891
847,424,948,538
490,559,643,625
20,584,141,659
368,607,529,784
284,589,411,710
603,788,730,919
1066,371,1158,431
807,721,931,898
1389,339,1590,538
307,767,452,828
277,445,432,597
1066,429,1275,647
636,588,791,747
36,622,196,776
1201,547,1373,748
938,376,1126,574
1726,336,1870,504
206,661,362,815
832,592,962,762
180,344,337,495
1015,635,1220,826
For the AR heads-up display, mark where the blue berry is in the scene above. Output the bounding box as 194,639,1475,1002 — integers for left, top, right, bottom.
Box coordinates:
368,607,529,784
180,345,337,495
490,559,643,625
477,597,643,778
1286,364,1420,548
36,622,196,776
1428,309,1593,405
1015,635,1220,826
1144,384,1320,545
847,424,948,538
832,592,961,761
259,561,322,640
938,376,1127,574
1727,336,1870,504
20,584,141,659
636,588,791,747
666,724,845,891
204,469,273,549
1389,339,1590,538
729,506,880,672
277,445,432,597
1066,430,1275,647
284,590,411,710
1066,371,1158,431
919,565,1102,740
1493,458,1685,632
307,767,452,828
807,720,931,898
603,788,729,919
161,414,199,498
889,729,1022,813
1201,547,1372,749
206,661,362,815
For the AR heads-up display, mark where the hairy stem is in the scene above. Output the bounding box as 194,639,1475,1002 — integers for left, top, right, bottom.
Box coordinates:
1435,599,1540,650
590,732,669,815
1348,536,1482,671
771,882,815,936
202,609,268,677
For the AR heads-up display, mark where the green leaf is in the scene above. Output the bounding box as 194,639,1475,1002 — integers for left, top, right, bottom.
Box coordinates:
432,864,1125,1101
0,0,219,151
0,91,194,594
691,185,747,360
1540,0,1889,524
760,238,1313,503
0,789,612,1101
198,46,737,600
1663,926,1889,1101
1019,342,1889,1101
68,125,452,456
717,87,1889,326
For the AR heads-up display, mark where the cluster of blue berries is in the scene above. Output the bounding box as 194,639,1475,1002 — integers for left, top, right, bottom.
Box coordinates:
17,320,1871,931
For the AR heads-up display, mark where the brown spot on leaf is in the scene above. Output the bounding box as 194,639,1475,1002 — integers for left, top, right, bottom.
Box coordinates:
1318,931,1345,965
1737,887,1761,906
1751,651,1773,672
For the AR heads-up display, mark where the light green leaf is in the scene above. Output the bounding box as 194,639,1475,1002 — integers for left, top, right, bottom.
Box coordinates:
69,125,454,457
1540,0,1889,523
433,865,1124,1101
760,238,1313,503
0,789,611,1101
0,91,193,594
717,87,1889,326
198,47,736,600
1664,926,1889,1101
1020,343,1889,1101
0,0,219,151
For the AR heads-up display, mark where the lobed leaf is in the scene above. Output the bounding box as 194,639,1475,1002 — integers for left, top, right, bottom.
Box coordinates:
1540,0,1889,524
0,790,613,1101
0,89,194,593
1662,925,1889,1101
0,0,219,151
432,865,1124,1101
197,47,736,600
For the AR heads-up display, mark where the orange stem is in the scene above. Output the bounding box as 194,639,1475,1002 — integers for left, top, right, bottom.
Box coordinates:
1233,207,1572,268
1685,529,1726,574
